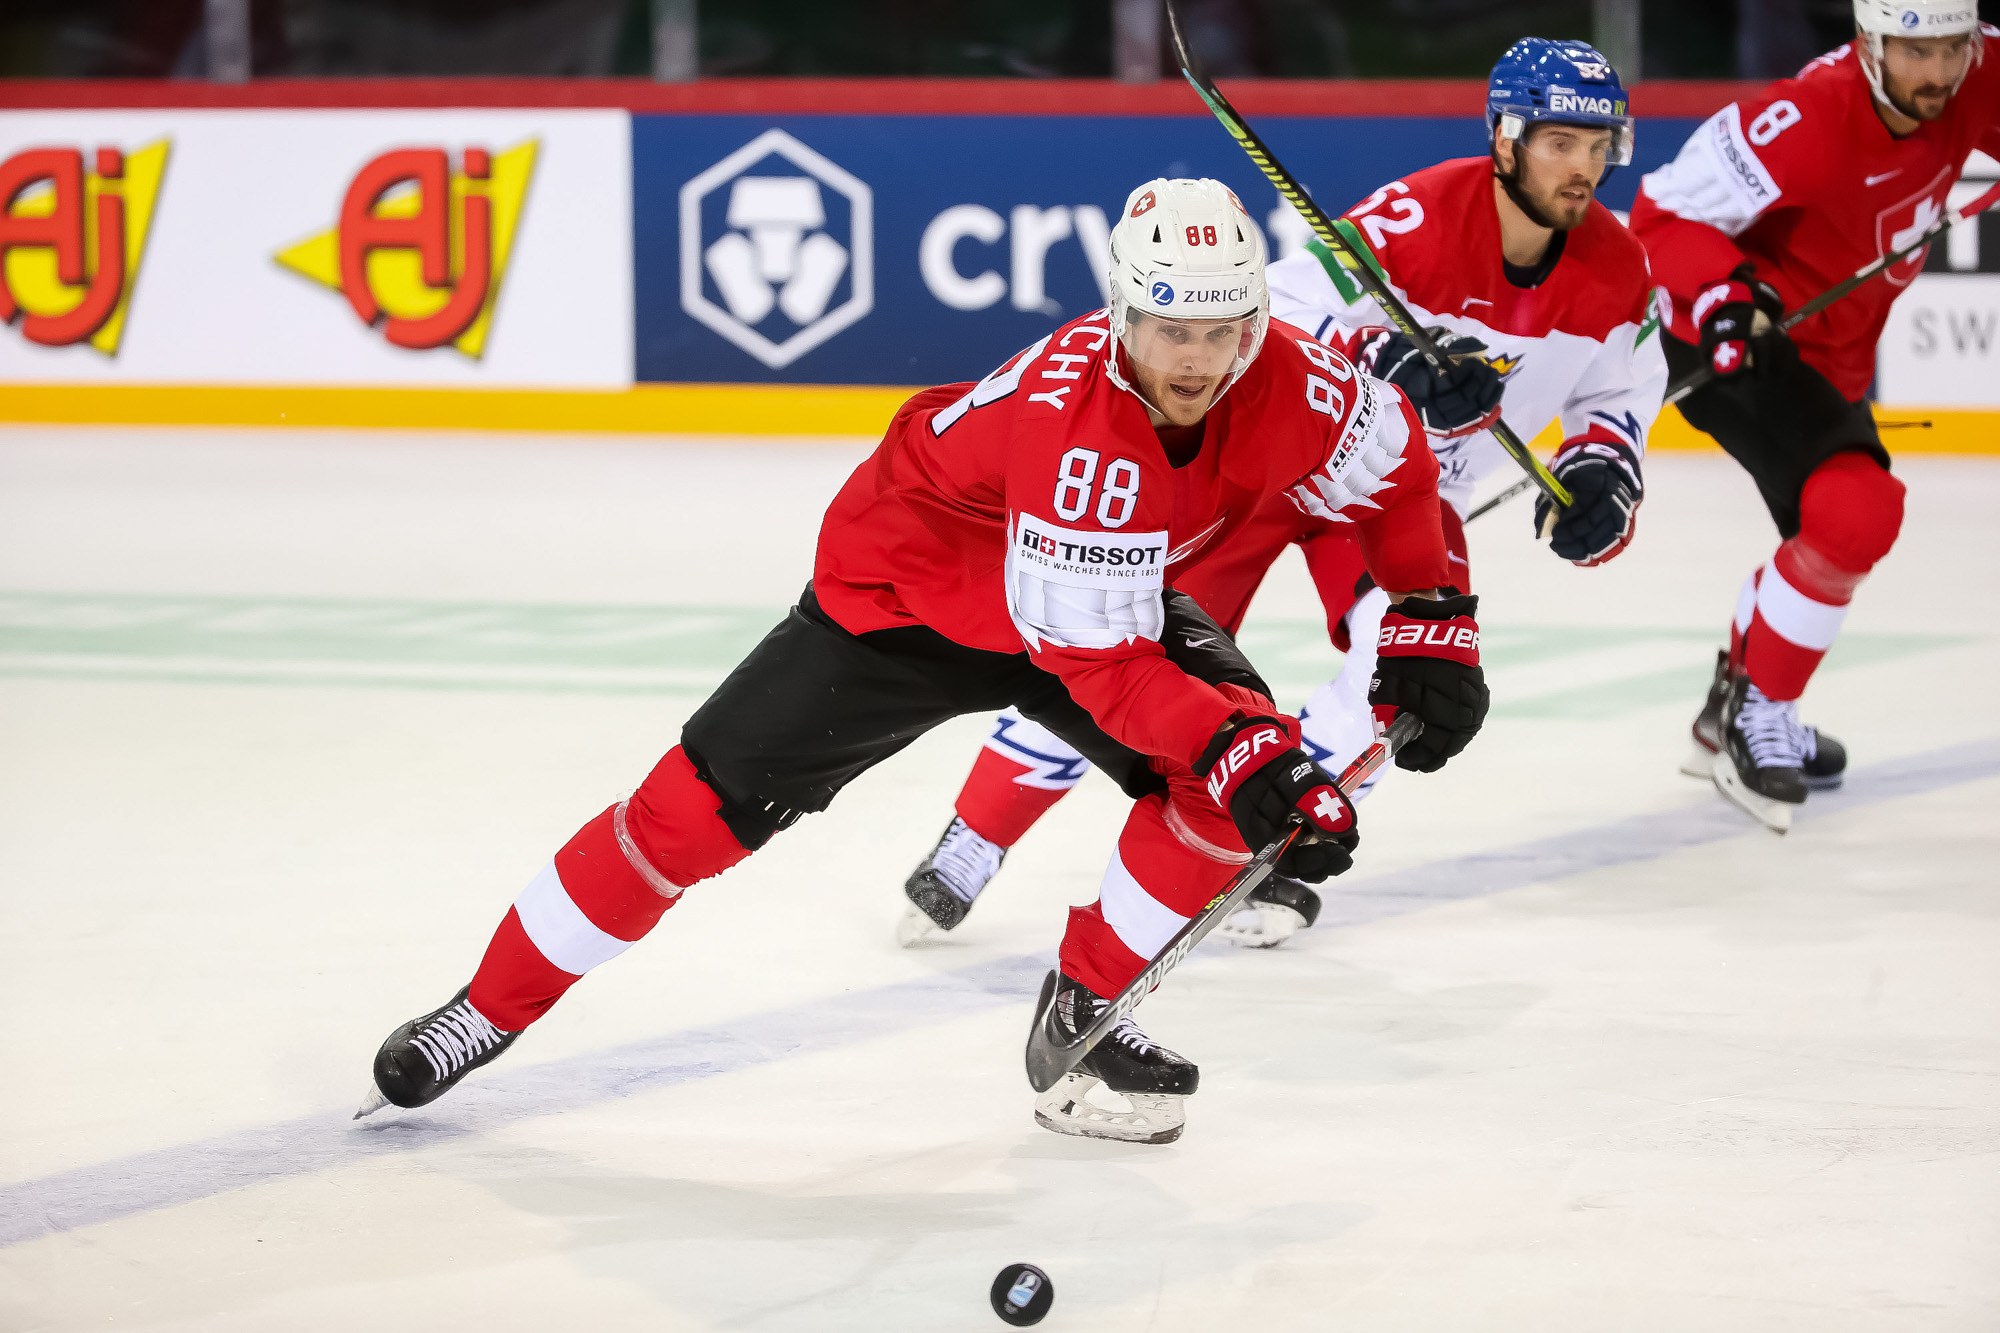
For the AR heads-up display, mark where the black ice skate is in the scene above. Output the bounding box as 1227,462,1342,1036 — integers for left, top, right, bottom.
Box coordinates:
896,817,1006,947
354,986,520,1118
1711,675,1816,834
1032,973,1198,1144
1684,650,1848,791
1215,875,1322,949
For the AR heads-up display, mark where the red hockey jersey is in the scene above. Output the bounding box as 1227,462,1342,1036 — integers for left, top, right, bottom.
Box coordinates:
1270,156,1665,517
1631,33,2000,399
814,311,1446,767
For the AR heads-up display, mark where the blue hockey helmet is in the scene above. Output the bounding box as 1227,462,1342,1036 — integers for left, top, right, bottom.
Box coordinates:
1486,38,1635,167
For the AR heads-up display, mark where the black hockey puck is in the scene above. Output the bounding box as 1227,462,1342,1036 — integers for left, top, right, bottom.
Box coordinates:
990,1263,1054,1326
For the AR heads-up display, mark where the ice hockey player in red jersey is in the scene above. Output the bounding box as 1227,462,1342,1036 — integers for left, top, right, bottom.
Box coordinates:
897,38,1661,951
1630,0,2000,830
358,177,1486,1144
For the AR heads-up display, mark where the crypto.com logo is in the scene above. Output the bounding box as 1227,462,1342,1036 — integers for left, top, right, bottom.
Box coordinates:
275,141,537,357
0,141,168,354
680,128,873,369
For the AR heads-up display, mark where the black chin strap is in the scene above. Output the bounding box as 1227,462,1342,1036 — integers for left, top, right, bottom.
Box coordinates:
1491,148,1569,232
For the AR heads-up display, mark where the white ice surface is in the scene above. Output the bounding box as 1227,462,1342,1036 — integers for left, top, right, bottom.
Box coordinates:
1,427,1996,1331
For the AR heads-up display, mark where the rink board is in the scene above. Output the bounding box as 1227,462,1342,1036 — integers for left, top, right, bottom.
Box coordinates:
1,82,1997,430
0,384,1995,456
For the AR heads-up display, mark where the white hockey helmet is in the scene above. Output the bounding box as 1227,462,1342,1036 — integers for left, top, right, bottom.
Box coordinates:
1106,178,1269,398
1853,0,1985,103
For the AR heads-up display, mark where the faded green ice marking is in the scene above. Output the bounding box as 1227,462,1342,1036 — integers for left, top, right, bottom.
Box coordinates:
0,592,785,696
0,592,1975,718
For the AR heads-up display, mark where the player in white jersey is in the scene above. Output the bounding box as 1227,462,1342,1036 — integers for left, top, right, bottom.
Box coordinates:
895,38,1666,950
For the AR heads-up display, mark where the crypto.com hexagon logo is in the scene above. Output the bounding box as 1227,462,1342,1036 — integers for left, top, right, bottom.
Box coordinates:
680,128,873,369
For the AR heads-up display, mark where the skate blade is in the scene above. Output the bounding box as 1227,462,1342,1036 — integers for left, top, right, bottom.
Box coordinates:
1032,1073,1185,1145
895,902,946,948
1215,903,1305,950
353,1082,391,1120
1710,751,1795,834
1680,741,1717,780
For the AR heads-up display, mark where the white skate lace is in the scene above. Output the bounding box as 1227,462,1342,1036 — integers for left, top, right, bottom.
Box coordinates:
1106,1013,1158,1058
1738,685,1806,770
412,1000,505,1081
929,817,1003,904
1073,992,1158,1058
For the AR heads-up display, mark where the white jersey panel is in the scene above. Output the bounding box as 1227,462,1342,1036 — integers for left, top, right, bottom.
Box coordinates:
1637,104,1784,239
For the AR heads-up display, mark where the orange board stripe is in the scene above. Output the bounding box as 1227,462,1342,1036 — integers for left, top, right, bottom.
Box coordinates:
0,383,1994,452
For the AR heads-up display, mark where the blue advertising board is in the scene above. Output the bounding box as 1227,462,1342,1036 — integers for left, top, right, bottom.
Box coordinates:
632,112,1700,386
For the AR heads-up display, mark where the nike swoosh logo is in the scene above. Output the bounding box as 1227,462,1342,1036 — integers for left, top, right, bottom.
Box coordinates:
1461,297,1494,309
1184,635,1217,648
1865,169,1902,187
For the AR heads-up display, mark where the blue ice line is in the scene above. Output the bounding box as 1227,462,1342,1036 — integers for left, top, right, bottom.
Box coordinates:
3,736,1995,1250
1307,735,2000,933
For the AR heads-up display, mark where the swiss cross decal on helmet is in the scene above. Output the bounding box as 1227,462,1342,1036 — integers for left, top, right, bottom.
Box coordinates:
1106,176,1269,402
1487,37,1636,167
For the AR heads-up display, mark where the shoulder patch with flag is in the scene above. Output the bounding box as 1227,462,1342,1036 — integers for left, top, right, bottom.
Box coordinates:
1304,217,1389,308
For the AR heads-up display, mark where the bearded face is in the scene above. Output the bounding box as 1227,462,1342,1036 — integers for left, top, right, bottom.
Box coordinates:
1493,123,1615,232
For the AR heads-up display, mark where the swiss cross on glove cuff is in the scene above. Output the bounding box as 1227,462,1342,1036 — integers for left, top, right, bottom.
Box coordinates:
1198,714,1357,845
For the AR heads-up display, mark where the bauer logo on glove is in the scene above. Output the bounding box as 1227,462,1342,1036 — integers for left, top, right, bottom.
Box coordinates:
1368,593,1489,773
1198,712,1358,884
1378,620,1479,656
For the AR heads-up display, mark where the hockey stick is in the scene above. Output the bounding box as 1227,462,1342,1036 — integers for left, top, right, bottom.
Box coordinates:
1663,176,2000,409
1463,178,2000,525
1023,712,1423,1093
1162,0,1571,512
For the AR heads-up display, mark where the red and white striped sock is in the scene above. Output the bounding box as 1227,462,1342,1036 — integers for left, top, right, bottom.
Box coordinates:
1058,784,1243,999
467,746,751,1031
1737,542,1856,702
1732,450,1906,702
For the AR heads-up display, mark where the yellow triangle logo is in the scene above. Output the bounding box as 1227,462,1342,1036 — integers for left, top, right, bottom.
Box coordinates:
0,139,169,356
274,139,537,360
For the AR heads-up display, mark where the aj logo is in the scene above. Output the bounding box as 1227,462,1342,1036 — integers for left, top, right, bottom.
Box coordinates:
276,142,537,356
0,141,168,354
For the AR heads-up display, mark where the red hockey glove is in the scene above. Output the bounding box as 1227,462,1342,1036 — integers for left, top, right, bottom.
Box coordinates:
1198,713,1357,884
1357,326,1505,439
1694,266,1790,378
1369,593,1488,773
1533,431,1643,566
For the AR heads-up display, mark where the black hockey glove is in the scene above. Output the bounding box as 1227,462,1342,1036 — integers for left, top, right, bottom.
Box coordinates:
1369,592,1488,773
1534,434,1643,566
1694,264,1791,379
1358,326,1505,438
1198,713,1358,884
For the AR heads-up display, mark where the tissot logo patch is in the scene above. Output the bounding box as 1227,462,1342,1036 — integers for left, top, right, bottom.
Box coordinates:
1011,516,1167,589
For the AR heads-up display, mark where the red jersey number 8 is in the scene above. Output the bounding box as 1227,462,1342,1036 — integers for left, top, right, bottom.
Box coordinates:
1185,225,1218,246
